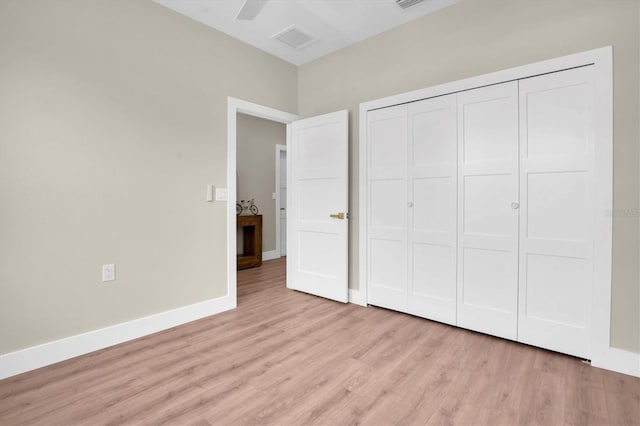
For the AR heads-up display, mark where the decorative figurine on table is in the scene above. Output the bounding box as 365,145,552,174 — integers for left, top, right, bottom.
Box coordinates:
236,199,259,215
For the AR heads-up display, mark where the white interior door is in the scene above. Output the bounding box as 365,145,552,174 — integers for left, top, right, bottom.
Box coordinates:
517,67,594,358
366,105,408,312
407,94,458,325
457,82,520,340
287,110,349,303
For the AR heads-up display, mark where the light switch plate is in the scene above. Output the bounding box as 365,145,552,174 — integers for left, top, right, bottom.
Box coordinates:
215,187,228,201
102,264,115,282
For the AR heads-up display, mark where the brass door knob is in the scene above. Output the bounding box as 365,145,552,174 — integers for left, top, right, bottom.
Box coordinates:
329,212,345,220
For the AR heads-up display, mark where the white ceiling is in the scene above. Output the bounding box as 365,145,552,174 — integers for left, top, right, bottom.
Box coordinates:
151,0,461,65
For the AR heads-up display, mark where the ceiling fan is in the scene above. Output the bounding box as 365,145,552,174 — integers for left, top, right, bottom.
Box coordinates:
236,0,269,20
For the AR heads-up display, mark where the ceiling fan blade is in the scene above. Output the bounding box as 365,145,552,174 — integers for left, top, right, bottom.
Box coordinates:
236,0,269,20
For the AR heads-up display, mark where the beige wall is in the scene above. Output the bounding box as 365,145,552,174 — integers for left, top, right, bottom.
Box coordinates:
237,113,286,253
298,0,640,352
0,0,297,354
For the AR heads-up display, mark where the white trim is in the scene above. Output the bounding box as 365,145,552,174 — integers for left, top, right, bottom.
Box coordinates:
349,289,367,306
358,100,369,308
592,348,640,378
227,107,238,309
275,144,287,258
227,97,298,304
0,295,234,380
589,47,616,372
359,47,626,373
262,250,280,261
286,124,293,289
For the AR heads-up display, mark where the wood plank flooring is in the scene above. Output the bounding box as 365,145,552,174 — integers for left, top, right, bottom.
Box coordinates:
1,257,638,425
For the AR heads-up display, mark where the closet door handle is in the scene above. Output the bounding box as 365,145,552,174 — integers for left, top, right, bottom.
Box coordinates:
511,202,520,209
407,201,414,208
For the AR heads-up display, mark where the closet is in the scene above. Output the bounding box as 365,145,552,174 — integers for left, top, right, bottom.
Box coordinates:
365,65,596,359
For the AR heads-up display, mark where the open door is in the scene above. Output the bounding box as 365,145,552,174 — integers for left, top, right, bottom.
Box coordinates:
287,110,349,303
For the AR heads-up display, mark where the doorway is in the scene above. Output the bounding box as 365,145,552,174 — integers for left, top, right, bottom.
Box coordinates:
228,99,351,306
226,98,298,306
236,114,287,264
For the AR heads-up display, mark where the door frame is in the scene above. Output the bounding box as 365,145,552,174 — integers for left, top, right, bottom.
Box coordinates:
358,47,636,377
226,97,298,306
275,144,287,258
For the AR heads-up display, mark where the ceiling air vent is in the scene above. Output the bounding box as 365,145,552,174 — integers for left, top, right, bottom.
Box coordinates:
395,0,426,9
272,25,317,50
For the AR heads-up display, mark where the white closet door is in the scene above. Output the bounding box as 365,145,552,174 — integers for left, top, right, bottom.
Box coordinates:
457,82,519,340
367,105,408,311
518,67,594,358
407,95,458,325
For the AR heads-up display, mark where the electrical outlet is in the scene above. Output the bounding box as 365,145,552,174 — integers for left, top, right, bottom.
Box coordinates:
102,264,115,282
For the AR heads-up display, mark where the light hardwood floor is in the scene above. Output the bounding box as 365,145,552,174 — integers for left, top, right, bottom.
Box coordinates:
1,257,638,425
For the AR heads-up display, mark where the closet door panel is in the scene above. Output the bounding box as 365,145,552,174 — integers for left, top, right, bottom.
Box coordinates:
413,177,455,245
461,97,514,162
407,95,457,325
518,67,594,359
370,180,405,231
462,247,513,310
367,105,408,312
462,173,513,237
412,243,456,301
526,171,589,241
457,82,519,340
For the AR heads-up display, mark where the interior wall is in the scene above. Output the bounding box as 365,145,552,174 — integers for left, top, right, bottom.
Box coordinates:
236,113,286,253
0,0,297,354
298,0,640,353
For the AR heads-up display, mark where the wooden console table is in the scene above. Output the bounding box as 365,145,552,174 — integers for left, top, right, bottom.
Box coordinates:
237,214,262,270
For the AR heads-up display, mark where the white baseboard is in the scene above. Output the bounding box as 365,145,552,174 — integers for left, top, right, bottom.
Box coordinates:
592,347,640,378
262,250,280,261
349,288,367,306
0,294,235,380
